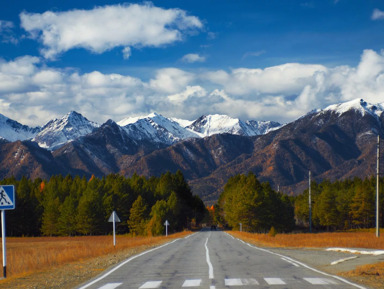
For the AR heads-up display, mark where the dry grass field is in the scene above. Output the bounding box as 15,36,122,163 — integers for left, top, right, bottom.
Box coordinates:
0,232,191,288
229,229,384,249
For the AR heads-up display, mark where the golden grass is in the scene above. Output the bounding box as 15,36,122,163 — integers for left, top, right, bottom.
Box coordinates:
229,230,384,249
0,232,190,278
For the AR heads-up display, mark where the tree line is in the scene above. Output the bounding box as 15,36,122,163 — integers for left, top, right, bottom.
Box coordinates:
295,177,384,231
3,171,383,236
213,173,384,233
1,171,207,236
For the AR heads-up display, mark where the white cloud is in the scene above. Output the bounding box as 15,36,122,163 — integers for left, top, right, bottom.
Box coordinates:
20,3,203,59
1,49,384,126
149,68,195,94
372,8,384,20
204,63,327,96
181,53,206,63
122,47,131,60
0,20,17,44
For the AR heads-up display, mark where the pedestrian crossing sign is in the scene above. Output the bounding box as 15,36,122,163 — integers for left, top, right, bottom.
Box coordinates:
0,185,15,210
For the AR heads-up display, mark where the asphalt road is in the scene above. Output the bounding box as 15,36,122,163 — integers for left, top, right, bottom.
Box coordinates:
78,230,367,289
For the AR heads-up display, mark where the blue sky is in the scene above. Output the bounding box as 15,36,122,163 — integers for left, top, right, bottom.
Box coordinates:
1,0,384,126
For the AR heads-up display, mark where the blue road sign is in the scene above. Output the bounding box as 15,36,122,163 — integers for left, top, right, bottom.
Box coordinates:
0,186,15,210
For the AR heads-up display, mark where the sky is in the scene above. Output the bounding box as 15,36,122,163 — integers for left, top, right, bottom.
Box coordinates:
1,0,384,127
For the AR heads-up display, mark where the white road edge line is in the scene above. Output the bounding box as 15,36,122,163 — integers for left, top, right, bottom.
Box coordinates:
281,257,300,267
77,238,181,289
205,234,214,279
224,233,367,289
331,256,358,265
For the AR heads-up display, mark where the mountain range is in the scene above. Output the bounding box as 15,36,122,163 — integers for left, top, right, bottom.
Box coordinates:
0,98,383,204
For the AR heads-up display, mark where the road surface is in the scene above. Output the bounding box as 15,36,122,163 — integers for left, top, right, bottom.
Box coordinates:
78,230,367,289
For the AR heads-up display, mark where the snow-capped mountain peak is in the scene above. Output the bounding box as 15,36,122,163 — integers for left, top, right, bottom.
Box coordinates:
187,114,282,137
0,113,40,142
323,98,384,118
33,111,100,150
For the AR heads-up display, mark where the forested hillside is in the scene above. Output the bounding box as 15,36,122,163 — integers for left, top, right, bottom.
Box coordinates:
1,171,207,236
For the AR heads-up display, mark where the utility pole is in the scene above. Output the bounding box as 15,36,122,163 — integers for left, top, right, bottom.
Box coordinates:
377,135,380,238
309,171,312,233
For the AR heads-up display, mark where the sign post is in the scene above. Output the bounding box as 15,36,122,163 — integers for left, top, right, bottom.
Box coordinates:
0,185,15,278
108,211,120,247
164,220,170,236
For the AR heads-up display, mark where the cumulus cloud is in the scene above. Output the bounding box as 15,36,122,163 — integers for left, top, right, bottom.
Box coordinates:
1,49,384,126
372,8,384,20
149,68,195,94
204,63,327,96
20,3,203,59
181,53,206,63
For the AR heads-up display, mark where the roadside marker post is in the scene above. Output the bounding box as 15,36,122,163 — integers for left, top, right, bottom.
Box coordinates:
0,185,15,278
164,220,170,236
108,211,120,247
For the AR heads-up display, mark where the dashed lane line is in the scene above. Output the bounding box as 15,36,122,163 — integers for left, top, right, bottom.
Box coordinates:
264,278,286,285
138,281,162,288
182,279,202,287
97,284,122,289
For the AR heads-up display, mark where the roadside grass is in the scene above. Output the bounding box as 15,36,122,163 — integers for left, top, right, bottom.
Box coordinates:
229,230,384,249
229,230,384,289
0,232,190,279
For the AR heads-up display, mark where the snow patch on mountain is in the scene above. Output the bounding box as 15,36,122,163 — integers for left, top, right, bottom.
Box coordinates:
118,112,199,145
33,111,99,150
187,114,281,137
0,113,40,142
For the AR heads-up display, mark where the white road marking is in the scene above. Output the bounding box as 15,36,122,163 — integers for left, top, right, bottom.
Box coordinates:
184,234,195,239
331,256,358,265
225,278,259,286
281,257,300,267
205,236,214,279
264,278,286,285
228,235,367,289
304,278,338,285
182,279,202,287
139,281,162,288
97,284,122,289
225,279,243,286
77,239,181,289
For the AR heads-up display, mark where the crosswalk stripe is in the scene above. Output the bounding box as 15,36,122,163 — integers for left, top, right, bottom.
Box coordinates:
304,278,338,285
182,279,202,287
98,284,122,289
224,278,259,286
139,281,162,288
264,278,286,285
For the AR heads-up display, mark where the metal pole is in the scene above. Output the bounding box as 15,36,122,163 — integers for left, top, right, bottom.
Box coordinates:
377,135,380,238
1,210,6,278
113,212,116,247
309,171,312,233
